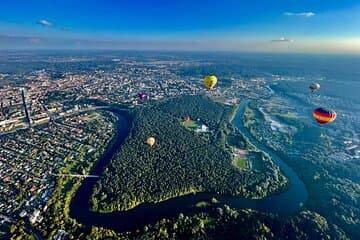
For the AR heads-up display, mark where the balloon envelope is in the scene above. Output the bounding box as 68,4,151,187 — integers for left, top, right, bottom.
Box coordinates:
309,83,320,92
147,137,155,147
138,92,146,100
204,75,217,90
184,116,190,121
313,108,336,124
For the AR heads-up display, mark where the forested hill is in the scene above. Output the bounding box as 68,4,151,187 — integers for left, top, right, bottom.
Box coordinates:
91,95,287,212
156,95,233,130
123,207,347,240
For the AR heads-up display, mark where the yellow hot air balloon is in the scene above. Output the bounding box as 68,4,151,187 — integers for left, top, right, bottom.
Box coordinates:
147,137,155,147
204,75,217,90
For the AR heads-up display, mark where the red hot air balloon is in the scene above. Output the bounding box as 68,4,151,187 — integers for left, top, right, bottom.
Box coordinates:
313,108,337,124
138,92,146,100
184,116,190,122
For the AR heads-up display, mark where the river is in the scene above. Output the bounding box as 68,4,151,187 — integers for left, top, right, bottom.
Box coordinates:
69,101,308,232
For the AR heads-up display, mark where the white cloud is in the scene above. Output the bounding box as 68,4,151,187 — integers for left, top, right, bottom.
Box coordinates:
284,12,315,17
270,37,294,42
37,20,53,27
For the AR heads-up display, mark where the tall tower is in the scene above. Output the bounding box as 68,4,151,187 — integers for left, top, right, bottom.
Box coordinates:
20,88,31,127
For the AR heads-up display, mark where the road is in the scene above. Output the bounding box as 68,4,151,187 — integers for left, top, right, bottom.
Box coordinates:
51,173,99,178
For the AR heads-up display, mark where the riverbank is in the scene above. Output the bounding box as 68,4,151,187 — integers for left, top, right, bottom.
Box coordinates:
229,103,240,122
67,97,307,235
33,110,123,239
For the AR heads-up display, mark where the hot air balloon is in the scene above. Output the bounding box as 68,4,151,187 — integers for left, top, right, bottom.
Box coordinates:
184,116,190,122
138,92,146,100
313,108,336,124
204,75,217,90
147,137,155,147
309,83,320,93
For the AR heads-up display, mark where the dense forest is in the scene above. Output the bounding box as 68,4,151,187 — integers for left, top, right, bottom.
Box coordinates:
85,205,347,240
91,95,288,212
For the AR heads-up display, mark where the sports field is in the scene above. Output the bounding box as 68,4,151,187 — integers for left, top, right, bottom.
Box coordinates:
182,120,199,129
233,158,248,170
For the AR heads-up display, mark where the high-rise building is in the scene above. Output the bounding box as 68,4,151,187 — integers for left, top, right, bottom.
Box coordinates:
20,88,31,127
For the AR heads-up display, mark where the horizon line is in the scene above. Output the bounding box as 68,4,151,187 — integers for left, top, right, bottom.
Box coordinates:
1,48,360,56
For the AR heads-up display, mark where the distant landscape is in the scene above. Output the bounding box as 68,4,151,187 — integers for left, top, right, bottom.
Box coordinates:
0,51,359,239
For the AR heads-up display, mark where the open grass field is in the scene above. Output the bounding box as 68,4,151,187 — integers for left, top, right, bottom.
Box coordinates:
196,201,211,208
182,120,199,129
275,113,297,120
234,158,248,169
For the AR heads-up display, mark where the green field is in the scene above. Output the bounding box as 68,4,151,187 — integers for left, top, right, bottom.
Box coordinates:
182,120,199,129
195,201,211,208
275,113,297,120
234,158,248,169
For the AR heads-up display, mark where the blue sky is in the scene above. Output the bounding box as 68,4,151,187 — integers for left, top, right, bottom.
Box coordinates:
0,0,360,52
